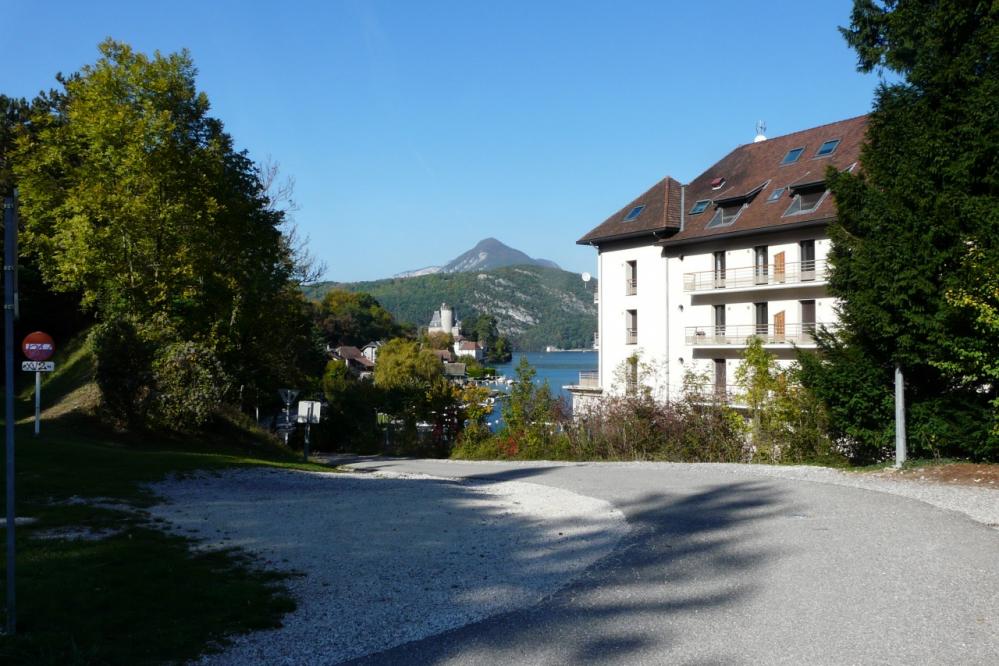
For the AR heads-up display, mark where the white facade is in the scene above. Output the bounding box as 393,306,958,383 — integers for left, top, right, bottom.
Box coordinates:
572,229,837,412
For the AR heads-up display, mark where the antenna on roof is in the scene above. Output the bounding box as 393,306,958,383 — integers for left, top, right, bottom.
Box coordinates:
754,120,767,143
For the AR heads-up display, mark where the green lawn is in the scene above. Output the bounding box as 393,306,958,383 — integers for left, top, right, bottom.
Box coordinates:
0,338,333,664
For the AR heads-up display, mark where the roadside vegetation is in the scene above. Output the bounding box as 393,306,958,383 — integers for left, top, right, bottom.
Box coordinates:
0,337,332,664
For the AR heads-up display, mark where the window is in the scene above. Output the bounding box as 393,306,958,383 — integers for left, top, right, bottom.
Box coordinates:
626,359,638,395
714,359,726,395
626,310,638,345
767,187,785,202
815,139,840,157
710,177,725,190
755,302,769,336
800,240,816,280
706,204,743,229
781,147,804,165
801,300,816,338
713,251,726,288
784,189,826,216
623,205,645,221
625,260,637,295
689,199,711,215
713,304,726,341
754,245,768,284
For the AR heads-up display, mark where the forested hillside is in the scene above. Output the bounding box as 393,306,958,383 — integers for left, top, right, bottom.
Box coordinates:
308,265,597,350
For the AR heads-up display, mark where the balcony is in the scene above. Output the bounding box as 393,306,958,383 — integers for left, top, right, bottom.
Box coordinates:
685,323,824,347
593,332,599,349
577,371,600,388
626,328,638,345
593,291,599,304
683,260,827,293
625,279,637,296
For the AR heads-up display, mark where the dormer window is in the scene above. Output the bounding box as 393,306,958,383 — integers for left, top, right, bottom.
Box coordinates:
784,188,827,216
781,147,804,165
767,187,786,202
706,203,744,229
689,199,711,215
623,205,645,222
815,139,840,157
710,177,725,190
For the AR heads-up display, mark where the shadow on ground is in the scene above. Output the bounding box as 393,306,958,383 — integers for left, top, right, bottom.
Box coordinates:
340,468,790,665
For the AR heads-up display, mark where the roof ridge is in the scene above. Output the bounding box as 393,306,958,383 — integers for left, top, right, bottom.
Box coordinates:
730,114,870,149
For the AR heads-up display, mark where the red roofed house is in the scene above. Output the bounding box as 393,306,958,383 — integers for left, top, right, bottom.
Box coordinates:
569,116,867,411
453,339,484,362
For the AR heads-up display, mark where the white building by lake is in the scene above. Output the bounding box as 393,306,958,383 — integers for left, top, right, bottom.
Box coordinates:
569,115,868,411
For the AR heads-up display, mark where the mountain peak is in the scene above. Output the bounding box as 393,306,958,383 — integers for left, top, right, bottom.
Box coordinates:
394,239,560,278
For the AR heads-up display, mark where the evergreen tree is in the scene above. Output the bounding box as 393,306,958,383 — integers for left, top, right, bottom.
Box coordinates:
804,1,999,460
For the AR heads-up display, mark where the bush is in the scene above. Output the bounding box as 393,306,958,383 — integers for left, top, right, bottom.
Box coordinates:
91,319,155,429
150,341,229,430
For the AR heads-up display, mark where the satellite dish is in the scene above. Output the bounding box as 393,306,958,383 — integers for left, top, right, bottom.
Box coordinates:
581,272,591,283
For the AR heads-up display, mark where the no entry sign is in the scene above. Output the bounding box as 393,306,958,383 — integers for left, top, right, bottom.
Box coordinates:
22,331,55,362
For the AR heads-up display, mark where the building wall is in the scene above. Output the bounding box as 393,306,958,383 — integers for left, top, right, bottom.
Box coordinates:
579,226,839,405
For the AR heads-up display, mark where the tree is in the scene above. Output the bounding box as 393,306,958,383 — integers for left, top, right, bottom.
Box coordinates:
11,40,321,428
316,289,399,347
802,1,999,460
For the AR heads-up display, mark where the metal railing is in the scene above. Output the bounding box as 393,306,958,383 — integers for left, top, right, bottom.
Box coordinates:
593,332,599,349
685,323,822,346
593,292,599,304
625,278,637,296
683,259,826,292
576,371,600,388
626,328,638,344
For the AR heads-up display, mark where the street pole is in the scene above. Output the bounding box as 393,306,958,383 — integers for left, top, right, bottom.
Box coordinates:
895,363,907,469
33,371,40,437
4,194,18,634
303,403,313,463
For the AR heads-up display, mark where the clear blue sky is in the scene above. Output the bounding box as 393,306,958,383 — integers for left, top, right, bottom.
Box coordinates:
5,1,882,282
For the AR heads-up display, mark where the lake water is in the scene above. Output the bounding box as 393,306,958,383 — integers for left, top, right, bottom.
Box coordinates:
493,351,598,400
486,350,597,429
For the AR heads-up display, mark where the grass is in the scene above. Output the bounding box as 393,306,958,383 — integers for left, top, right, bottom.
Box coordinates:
0,334,334,665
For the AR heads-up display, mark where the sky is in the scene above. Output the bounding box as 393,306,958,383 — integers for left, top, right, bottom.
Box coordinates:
5,1,884,282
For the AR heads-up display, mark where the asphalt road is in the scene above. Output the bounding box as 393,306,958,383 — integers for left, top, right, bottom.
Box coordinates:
335,458,999,665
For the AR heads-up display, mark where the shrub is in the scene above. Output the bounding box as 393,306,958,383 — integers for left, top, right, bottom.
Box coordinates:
150,341,229,430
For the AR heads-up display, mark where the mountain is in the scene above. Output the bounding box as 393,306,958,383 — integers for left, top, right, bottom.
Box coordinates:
308,265,596,351
393,238,560,278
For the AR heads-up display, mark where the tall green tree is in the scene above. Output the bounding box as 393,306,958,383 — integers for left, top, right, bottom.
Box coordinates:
804,1,999,460
12,40,323,427
316,289,399,347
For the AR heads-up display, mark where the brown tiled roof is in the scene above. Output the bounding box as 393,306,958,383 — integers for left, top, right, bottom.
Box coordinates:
577,176,683,245
335,346,363,360
431,349,454,361
661,115,868,246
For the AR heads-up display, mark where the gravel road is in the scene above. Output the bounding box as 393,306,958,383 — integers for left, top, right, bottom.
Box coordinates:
147,468,627,664
148,460,999,665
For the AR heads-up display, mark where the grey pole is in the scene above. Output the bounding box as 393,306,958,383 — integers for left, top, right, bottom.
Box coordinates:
4,195,18,634
895,363,907,468
34,371,40,437
303,403,313,463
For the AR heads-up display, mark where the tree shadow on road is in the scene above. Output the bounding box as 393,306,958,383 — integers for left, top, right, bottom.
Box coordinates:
343,475,792,665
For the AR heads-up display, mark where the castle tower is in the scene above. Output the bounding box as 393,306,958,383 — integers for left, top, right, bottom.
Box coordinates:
440,303,454,334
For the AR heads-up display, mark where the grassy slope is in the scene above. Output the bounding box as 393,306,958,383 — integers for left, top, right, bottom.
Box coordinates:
307,265,598,350
0,333,331,665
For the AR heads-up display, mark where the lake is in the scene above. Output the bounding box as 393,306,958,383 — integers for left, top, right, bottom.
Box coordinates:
486,350,597,429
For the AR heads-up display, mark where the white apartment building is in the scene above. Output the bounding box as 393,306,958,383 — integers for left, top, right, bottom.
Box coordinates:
569,115,868,411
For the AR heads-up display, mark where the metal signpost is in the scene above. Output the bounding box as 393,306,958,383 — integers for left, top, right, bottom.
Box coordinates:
277,388,299,445
4,194,18,634
297,400,321,462
21,332,55,436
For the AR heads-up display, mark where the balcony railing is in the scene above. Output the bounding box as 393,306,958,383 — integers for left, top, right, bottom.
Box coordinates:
683,259,827,292
626,328,638,345
577,371,600,388
593,332,599,349
685,323,823,346
593,291,599,304
625,279,637,296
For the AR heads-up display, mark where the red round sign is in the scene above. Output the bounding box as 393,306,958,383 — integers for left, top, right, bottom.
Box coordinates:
22,331,55,362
